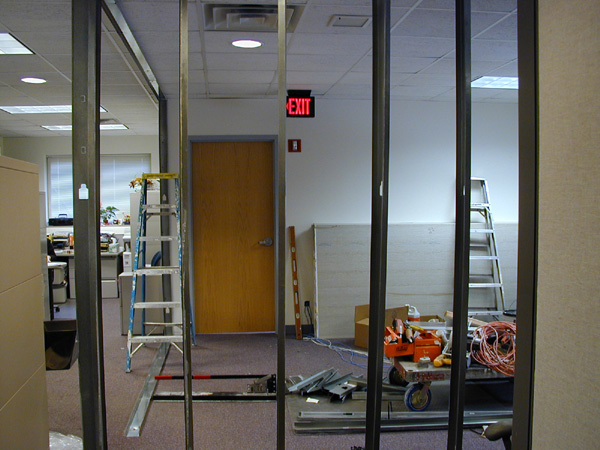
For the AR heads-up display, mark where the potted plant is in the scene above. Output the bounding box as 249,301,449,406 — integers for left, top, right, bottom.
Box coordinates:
100,205,118,225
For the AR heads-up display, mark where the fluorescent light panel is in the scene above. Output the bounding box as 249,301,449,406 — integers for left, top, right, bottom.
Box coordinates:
0,105,108,114
0,33,33,55
42,124,128,131
472,76,519,89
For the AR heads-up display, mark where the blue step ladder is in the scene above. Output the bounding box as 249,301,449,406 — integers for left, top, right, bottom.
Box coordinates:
126,173,195,372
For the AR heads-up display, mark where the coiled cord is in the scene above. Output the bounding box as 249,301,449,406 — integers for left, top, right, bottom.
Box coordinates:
470,321,516,377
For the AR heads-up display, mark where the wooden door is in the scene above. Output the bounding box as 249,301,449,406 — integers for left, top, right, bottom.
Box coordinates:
192,141,275,333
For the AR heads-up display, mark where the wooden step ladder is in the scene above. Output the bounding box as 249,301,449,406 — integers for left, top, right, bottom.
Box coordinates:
126,173,195,372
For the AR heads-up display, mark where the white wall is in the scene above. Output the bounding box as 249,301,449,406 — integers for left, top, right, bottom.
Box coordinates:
3,135,160,193
174,97,518,325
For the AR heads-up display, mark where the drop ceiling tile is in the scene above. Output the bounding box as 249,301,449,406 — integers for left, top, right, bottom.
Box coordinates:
202,31,281,54
101,71,142,86
158,82,207,97
134,31,182,54
488,89,518,100
207,70,275,84
421,58,509,78
391,84,450,98
118,1,200,33
15,32,71,56
471,39,517,61
337,71,412,85
487,60,518,77
208,83,271,96
158,70,206,85
418,0,517,13
206,52,277,71
393,9,508,39
287,71,345,85
294,4,412,35
325,83,371,98
338,71,371,84
476,13,517,40
0,2,71,33
289,33,371,55
352,55,439,73
0,54,59,74
288,53,358,72
0,72,68,87
399,73,455,87
390,36,455,58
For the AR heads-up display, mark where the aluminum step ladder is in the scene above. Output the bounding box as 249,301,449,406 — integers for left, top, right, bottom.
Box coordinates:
468,177,506,314
126,173,195,372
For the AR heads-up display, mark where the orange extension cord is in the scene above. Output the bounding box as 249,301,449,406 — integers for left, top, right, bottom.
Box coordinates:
470,321,517,377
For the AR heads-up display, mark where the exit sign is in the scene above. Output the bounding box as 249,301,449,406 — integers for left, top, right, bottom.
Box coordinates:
286,90,315,117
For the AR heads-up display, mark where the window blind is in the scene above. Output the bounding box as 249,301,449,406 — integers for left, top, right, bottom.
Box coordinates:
47,154,151,219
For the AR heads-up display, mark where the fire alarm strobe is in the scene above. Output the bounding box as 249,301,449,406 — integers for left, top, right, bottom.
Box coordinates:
288,139,301,153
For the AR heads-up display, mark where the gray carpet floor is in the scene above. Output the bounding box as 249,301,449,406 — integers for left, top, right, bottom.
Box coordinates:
46,298,505,449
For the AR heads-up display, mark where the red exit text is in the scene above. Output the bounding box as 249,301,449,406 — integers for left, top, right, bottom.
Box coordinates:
286,97,315,117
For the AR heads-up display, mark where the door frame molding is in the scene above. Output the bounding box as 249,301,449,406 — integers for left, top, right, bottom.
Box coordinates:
187,135,280,325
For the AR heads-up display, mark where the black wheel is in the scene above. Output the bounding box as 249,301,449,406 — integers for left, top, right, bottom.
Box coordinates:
388,366,409,387
404,383,432,411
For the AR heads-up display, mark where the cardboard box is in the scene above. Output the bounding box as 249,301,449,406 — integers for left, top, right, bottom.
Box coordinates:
354,304,409,349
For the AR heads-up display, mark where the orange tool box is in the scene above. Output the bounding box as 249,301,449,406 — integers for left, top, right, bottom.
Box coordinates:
384,327,443,362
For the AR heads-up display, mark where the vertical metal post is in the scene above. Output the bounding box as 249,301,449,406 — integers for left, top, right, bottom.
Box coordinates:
159,94,172,299
365,1,391,449
276,1,287,448
513,1,538,447
178,1,194,448
447,1,471,448
72,0,107,449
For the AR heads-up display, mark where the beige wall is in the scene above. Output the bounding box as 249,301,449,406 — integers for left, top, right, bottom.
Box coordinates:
534,1,600,448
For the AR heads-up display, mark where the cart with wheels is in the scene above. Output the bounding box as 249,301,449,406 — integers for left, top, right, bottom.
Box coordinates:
389,358,508,411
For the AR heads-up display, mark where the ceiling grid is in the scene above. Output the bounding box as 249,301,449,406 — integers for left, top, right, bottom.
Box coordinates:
0,0,518,137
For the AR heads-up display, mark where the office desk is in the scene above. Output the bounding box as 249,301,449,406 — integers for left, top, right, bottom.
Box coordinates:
55,249,123,299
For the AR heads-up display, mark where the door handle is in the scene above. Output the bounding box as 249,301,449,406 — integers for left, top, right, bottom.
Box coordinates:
258,237,273,247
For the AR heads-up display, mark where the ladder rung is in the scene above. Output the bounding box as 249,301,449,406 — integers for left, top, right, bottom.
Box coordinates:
470,229,494,233
129,335,183,344
469,283,503,288
138,236,178,242
468,310,505,316
143,322,183,327
470,256,499,260
142,204,177,210
135,267,180,275
133,301,181,309
142,173,179,180
145,212,176,218
471,203,490,210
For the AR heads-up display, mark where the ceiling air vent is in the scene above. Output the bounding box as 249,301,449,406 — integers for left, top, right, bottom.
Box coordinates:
328,15,372,28
203,4,304,32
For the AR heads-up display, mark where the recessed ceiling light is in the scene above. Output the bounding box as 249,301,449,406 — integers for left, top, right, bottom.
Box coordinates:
0,105,108,114
42,124,129,131
0,33,33,55
232,39,262,49
472,76,519,90
21,77,47,84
